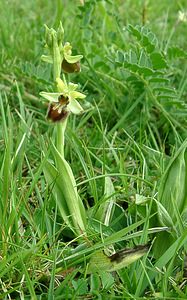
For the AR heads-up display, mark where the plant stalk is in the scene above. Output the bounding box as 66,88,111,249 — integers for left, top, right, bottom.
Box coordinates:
52,32,67,158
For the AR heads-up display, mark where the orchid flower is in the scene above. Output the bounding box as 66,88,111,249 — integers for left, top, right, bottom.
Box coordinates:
40,77,86,121
41,25,82,73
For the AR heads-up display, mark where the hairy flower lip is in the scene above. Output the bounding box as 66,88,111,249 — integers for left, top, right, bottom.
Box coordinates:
47,102,69,122
45,94,70,122
62,59,81,73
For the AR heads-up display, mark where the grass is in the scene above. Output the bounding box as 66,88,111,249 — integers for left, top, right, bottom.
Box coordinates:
1,0,187,298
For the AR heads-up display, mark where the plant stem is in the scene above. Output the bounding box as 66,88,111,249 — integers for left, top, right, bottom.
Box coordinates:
56,118,68,157
52,32,67,157
52,34,61,80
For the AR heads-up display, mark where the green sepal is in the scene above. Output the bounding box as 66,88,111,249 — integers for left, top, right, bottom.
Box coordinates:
41,55,53,64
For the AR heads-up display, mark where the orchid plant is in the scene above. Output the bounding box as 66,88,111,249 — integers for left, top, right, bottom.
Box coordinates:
40,23,86,236
39,23,149,272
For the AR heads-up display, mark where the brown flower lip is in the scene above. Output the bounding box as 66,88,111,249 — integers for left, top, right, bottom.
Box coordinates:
61,59,81,73
47,95,69,122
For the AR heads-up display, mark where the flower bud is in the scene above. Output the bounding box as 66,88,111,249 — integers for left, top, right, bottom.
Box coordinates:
44,25,53,48
57,22,64,45
44,25,57,49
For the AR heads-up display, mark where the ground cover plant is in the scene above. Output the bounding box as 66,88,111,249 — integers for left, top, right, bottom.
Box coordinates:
0,0,187,299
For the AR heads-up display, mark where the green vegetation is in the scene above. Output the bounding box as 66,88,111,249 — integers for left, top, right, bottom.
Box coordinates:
0,0,187,298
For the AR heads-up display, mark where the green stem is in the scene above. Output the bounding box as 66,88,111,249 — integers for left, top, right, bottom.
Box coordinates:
56,117,68,157
52,32,66,157
52,34,61,80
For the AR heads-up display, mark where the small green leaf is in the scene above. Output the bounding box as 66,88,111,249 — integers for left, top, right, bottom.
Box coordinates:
149,77,169,83
150,52,168,69
167,46,187,60
116,50,124,63
127,25,157,53
127,24,141,41
72,278,88,296
90,273,100,292
100,272,114,290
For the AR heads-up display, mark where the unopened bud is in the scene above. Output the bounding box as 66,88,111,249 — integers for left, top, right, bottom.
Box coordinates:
44,24,53,48
57,22,64,45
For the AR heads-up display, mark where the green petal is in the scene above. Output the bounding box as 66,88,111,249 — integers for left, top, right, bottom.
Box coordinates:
68,82,78,91
70,91,86,99
68,100,84,114
63,42,83,63
64,54,83,63
40,92,62,103
56,78,67,92
63,42,72,55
